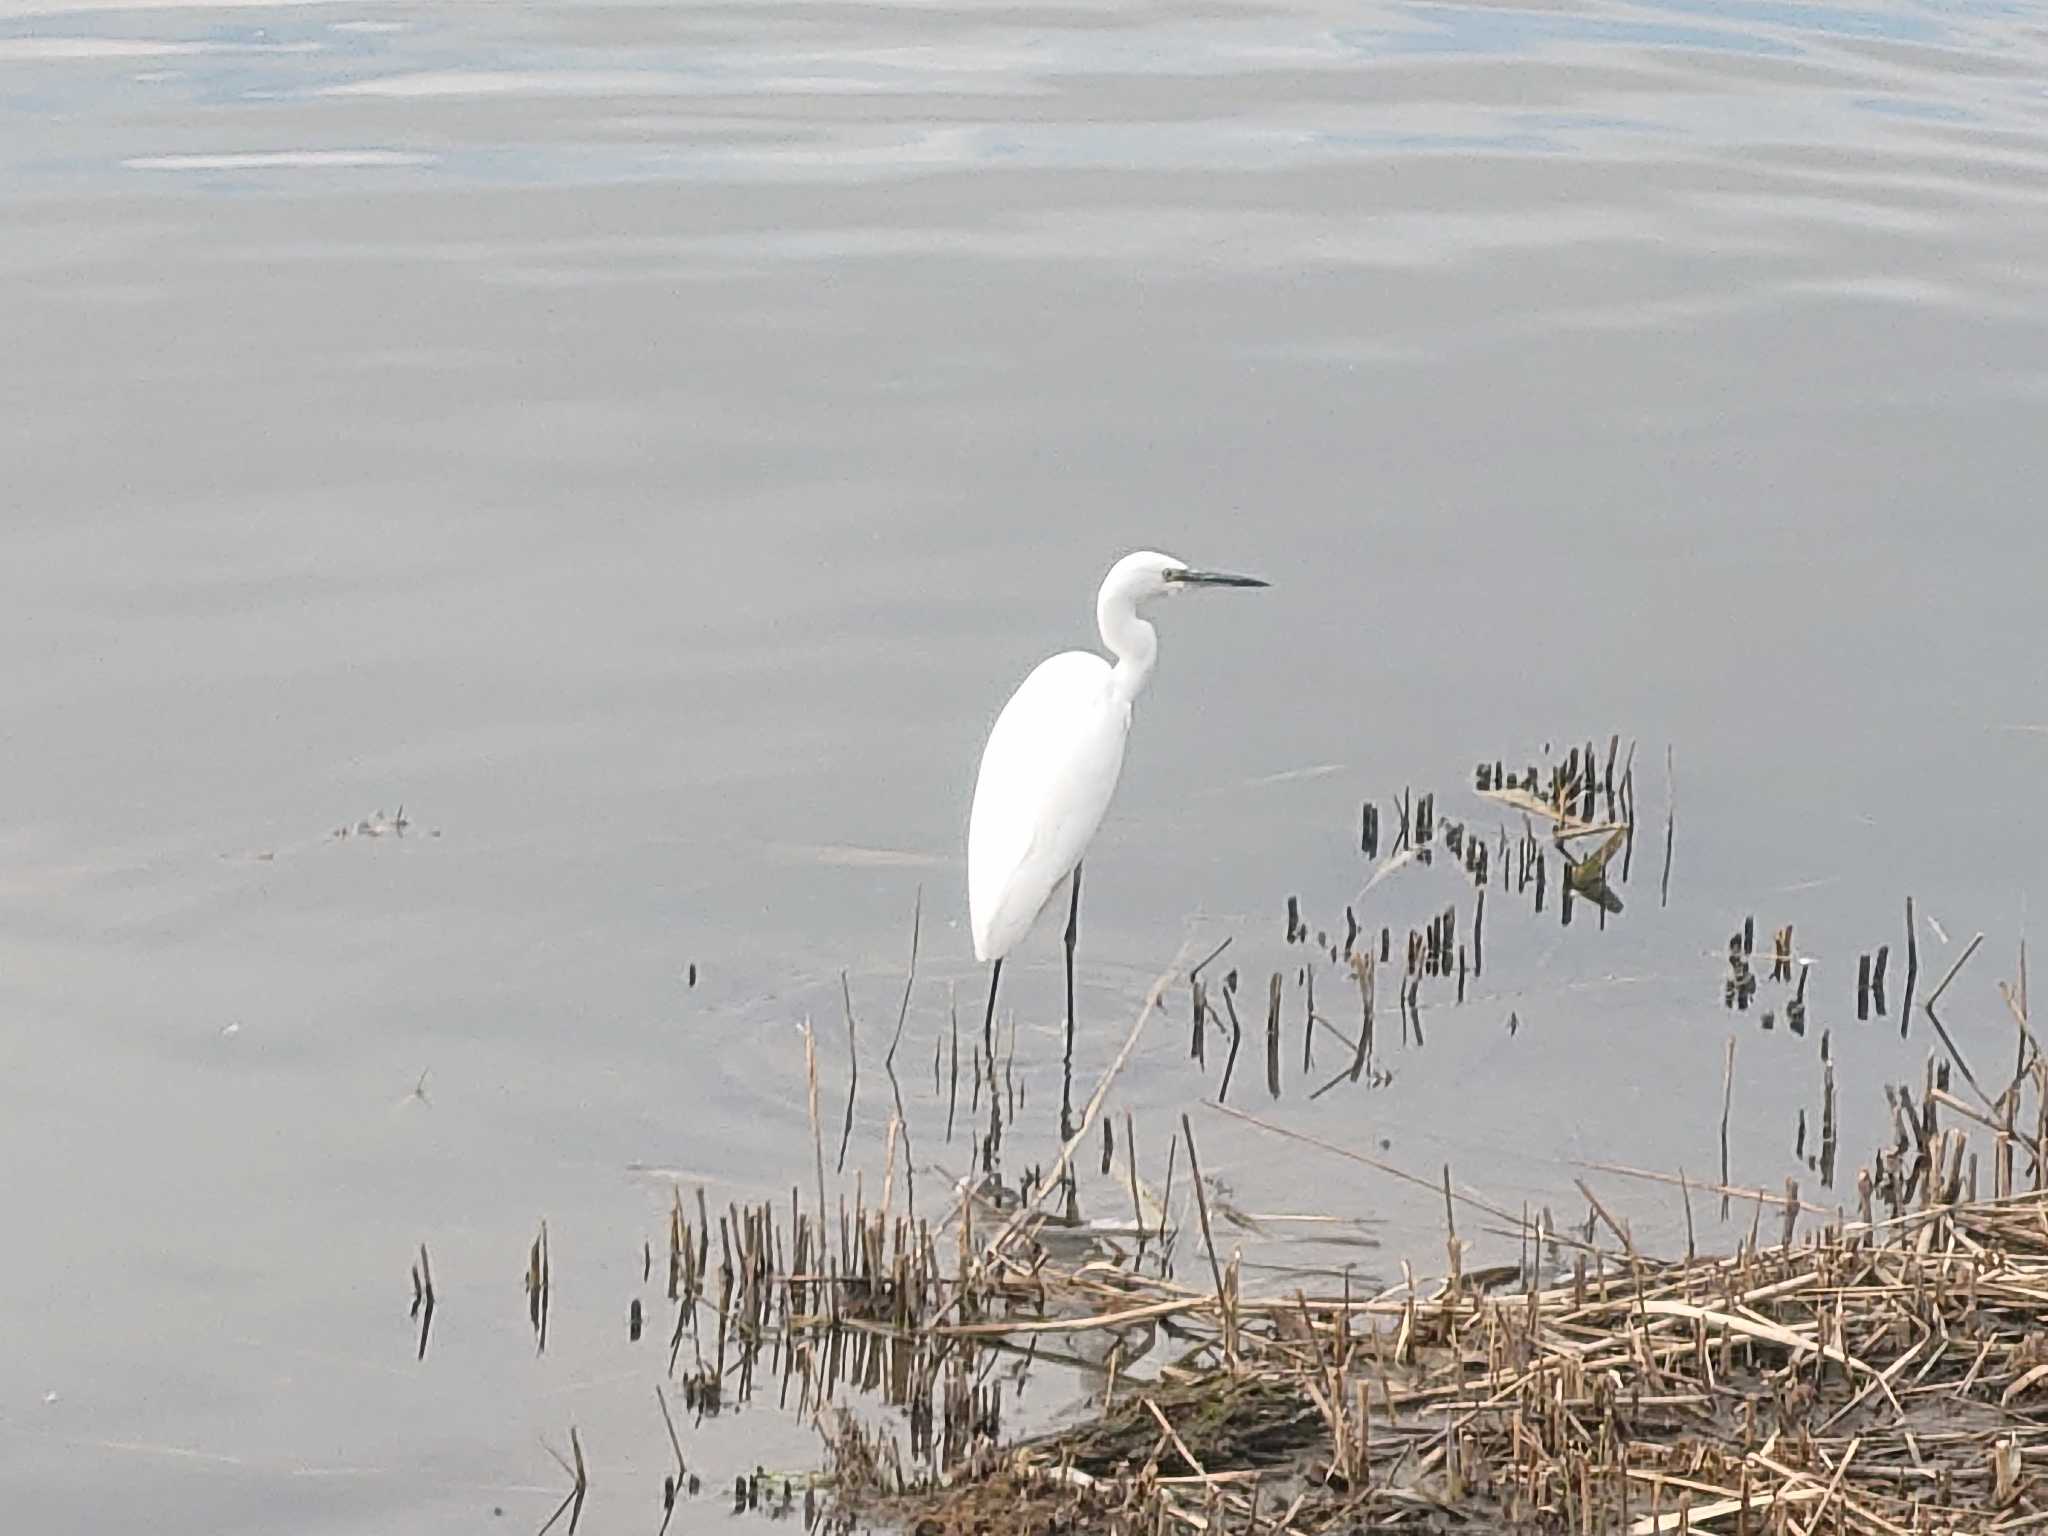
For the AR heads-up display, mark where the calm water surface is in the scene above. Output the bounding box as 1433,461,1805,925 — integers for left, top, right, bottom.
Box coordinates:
5,0,2048,1526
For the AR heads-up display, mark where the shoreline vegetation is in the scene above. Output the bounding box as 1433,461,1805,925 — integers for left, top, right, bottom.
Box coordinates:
664,961,2046,1536
509,744,2043,1535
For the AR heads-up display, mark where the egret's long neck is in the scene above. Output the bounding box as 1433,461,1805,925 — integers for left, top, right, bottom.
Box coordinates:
1098,587,1157,707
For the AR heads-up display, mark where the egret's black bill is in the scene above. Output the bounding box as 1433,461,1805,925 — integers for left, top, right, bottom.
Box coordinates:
1169,568,1268,588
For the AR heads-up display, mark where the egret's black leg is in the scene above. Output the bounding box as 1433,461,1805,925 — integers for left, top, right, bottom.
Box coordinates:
982,958,1002,1066
1064,863,1083,1047
1059,864,1083,1152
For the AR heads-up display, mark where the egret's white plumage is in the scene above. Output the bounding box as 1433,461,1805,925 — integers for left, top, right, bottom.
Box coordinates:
967,550,1265,965
969,649,1127,962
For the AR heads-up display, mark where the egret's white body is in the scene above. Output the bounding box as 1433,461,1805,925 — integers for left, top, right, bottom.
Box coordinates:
967,551,1265,966
969,650,1129,962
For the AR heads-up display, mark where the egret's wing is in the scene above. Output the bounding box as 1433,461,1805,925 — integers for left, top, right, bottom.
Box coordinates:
968,651,1129,961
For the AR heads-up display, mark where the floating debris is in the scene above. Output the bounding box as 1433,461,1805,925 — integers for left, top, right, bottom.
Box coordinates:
331,805,413,840
409,1242,435,1361
526,1220,551,1355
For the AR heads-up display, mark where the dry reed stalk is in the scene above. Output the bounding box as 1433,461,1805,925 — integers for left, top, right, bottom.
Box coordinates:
980,944,1191,1263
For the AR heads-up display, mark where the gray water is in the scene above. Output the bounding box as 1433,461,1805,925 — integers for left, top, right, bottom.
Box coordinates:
6,0,2048,1526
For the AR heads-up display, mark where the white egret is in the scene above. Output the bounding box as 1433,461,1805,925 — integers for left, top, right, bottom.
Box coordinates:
967,550,1267,1061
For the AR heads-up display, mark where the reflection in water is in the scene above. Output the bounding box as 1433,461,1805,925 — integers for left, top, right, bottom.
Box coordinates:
126,149,434,169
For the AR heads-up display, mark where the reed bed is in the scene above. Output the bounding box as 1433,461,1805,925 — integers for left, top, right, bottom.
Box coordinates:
608,739,2048,1534
784,1135,2048,1535
643,1027,2048,1536
640,967,2048,1536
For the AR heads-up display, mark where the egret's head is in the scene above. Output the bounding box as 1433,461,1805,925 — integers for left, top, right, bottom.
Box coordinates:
1105,550,1268,611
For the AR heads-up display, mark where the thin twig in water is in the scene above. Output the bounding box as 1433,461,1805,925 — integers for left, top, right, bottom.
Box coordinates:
1579,1159,1831,1215
1210,1102,1556,1237
536,1426,588,1536
1719,1036,1735,1221
881,890,921,1215
1660,744,1676,908
982,945,1190,1261
1925,932,1991,1106
837,972,859,1173
1190,936,1233,979
1926,930,1985,1014
1218,987,1243,1101
1159,1133,1178,1248
525,1220,552,1355
411,1242,436,1361
655,1388,688,1536
1901,895,1920,1039
803,1018,828,1240
946,985,960,1144
1125,1109,1146,1260
886,890,920,1069
1181,1114,1230,1355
